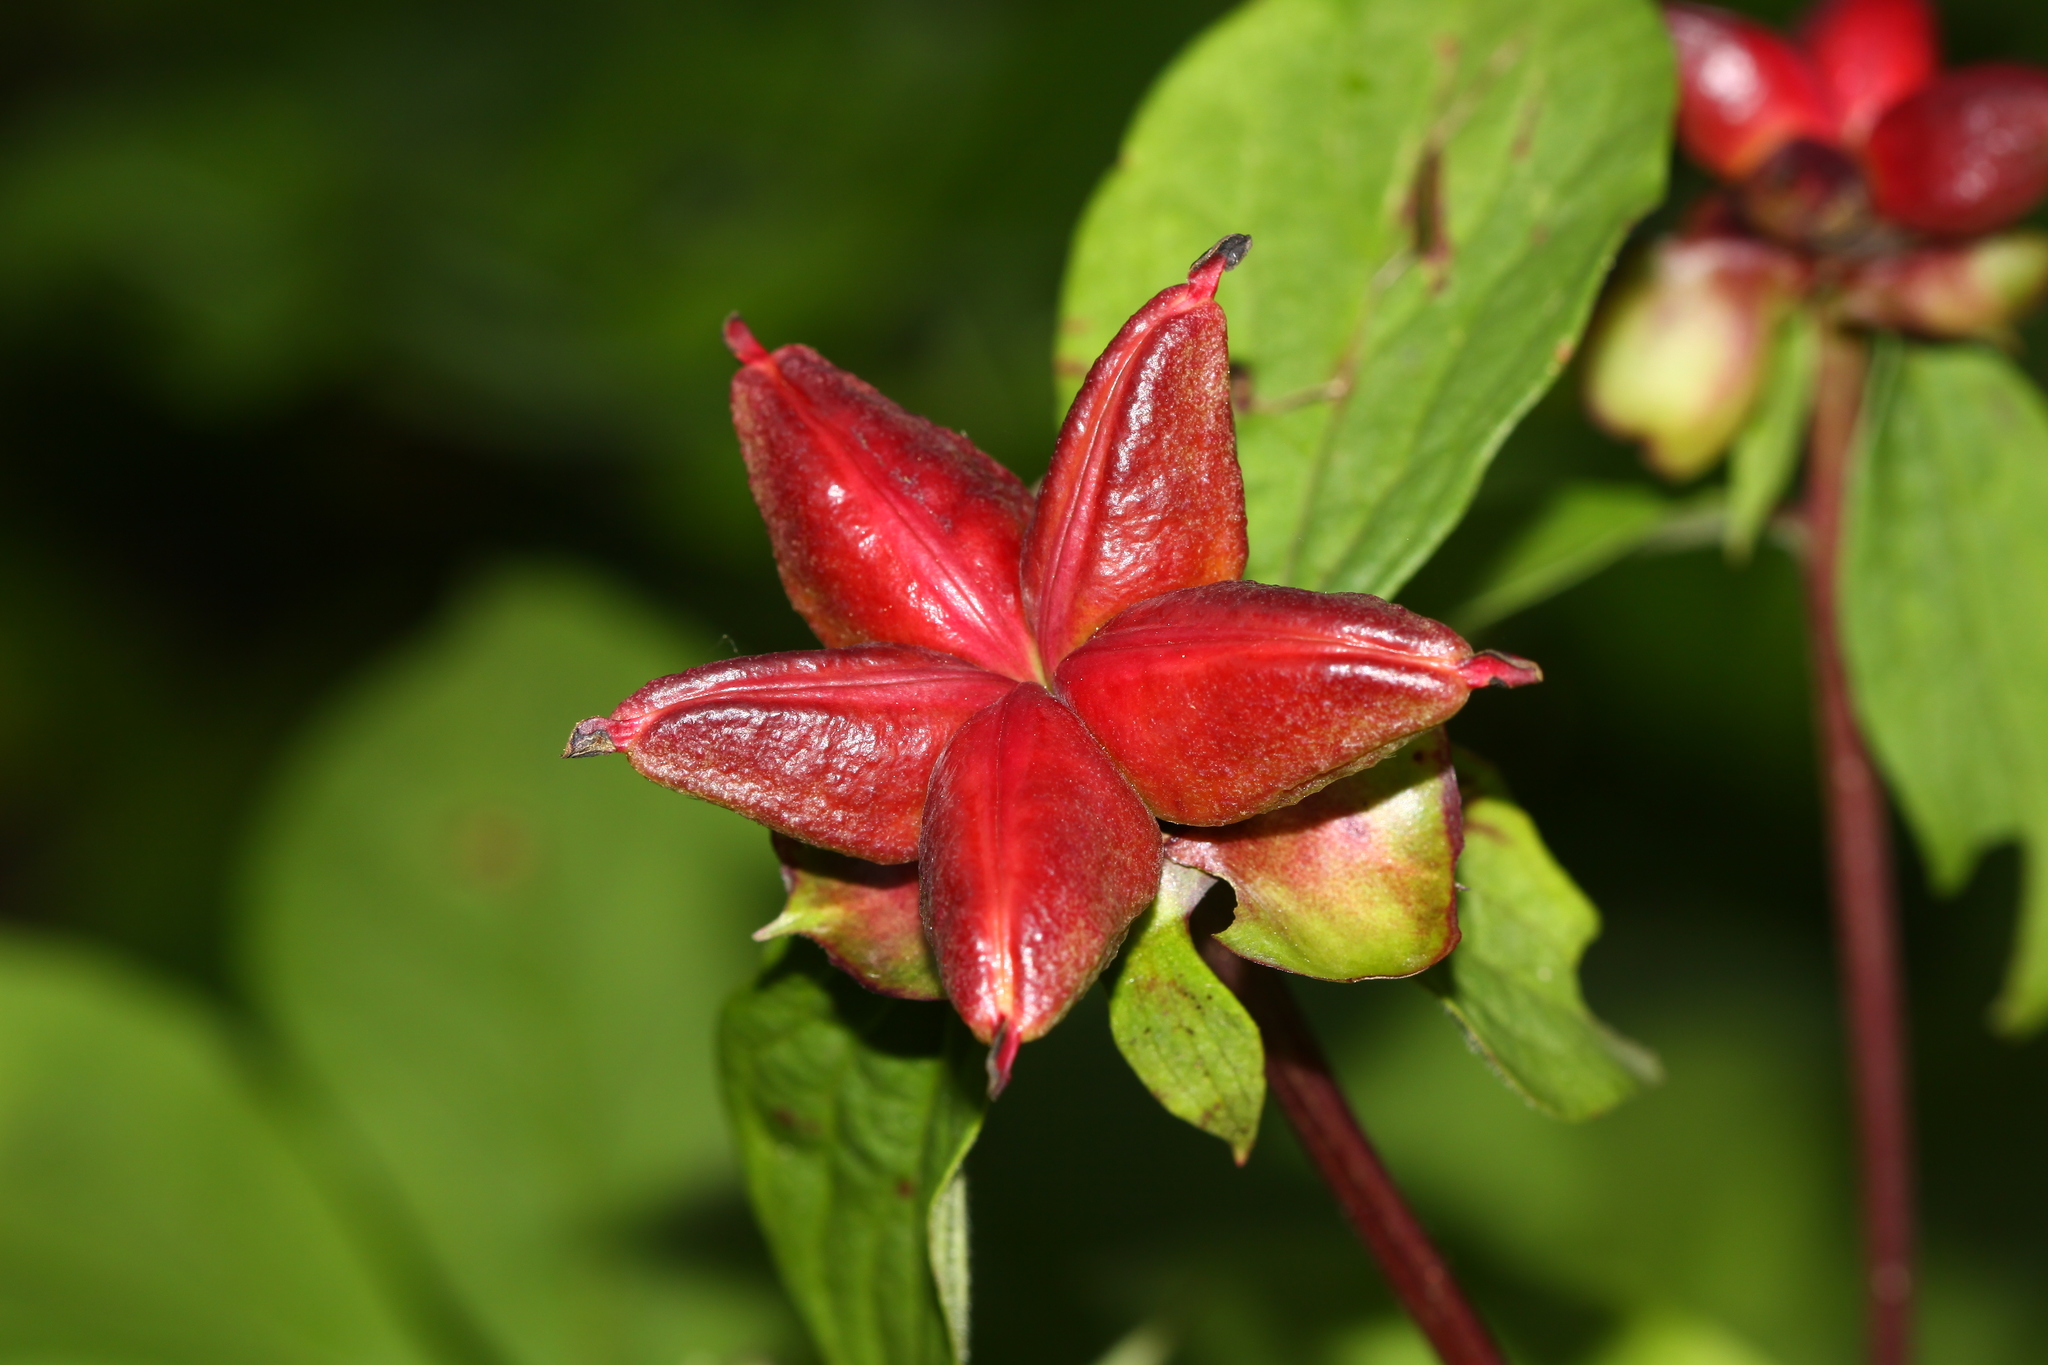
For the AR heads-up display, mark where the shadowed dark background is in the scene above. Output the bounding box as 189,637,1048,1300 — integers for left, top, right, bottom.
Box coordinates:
1,2,2043,1363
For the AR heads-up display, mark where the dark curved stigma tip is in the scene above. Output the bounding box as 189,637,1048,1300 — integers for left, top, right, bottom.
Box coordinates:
562,717,618,758
1191,233,1253,276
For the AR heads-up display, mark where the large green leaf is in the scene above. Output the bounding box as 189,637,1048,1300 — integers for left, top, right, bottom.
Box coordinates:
1107,864,1265,1164
0,936,429,1365
1841,343,2048,1034
1428,759,1660,1120
244,565,794,1365
1057,0,1672,597
721,942,986,1365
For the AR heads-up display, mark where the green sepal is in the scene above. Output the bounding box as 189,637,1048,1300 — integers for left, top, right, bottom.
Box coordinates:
1427,753,1661,1120
1723,306,1820,564
1107,863,1266,1164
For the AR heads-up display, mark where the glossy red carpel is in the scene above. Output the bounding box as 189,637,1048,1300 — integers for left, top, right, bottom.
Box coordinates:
1022,235,1250,668
1166,730,1462,981
759,835,939,1000
726,318,1039,679
1056,581,1485,827
919,685,1160,1093
1800,0,1939,146
599,645,1015,864
1666,4,1837,179
1865,65,2048,237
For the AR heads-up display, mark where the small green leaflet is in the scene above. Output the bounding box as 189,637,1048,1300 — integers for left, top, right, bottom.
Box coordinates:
1107,863,1266,1164
1429,757,1660,1120
1723,307,1820,564
1058,0,1672,598
1453,480,1689,633
721,942,986,1365
1841,342,2048,1034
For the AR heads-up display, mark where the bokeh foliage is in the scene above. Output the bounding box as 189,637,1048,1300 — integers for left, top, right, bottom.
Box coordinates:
1,1,2046,1364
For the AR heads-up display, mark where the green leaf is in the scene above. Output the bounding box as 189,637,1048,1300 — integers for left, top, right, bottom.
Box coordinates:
1453,480,1682,632
245,564,795,1365
1057,0,1673,597
720,941,986,1365
0,935,429,1365
1841,342,2048,1034
1587,1312,1781,1365
1723,308,1820,564
1429,758,1660,1120
1107,863,1266,1164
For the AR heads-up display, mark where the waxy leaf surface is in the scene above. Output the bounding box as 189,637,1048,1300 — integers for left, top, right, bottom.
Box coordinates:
248,568,795,1365
763,835,939,1001
920,685,1161,1077
1170,730,1461,981
1057,581,1477,826
1058,0,1672,599
1431,759,1659,1120
608,646,1015,864
722,942,984,1365
730,328,1037,679
1841,342,2048,1033
1106,863,1265,1162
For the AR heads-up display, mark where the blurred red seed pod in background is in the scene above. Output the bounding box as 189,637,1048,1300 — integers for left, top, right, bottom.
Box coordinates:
1839,231,2048,338
1800,0,1940,145
1866,65,2048,236
1668,4,1837,179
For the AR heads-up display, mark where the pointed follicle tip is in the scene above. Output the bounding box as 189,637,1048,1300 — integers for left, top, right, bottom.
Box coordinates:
1188,233,1253,294
722,313,769,365
1457,650,1544,690
985,1019,1021,1099
562,717,618,759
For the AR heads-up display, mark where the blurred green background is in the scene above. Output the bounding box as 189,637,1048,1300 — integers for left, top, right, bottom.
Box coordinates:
0,1,2044,1363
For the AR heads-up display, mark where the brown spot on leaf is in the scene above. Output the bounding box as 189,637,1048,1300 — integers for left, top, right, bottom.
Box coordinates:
451,809,536,891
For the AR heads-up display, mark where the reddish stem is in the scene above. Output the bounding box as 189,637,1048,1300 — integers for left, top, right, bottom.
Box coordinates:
1204,943,1506,1365
1800,328,1914,1365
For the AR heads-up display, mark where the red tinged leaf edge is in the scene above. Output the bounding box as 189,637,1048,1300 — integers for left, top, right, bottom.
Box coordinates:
1056,581,1536,828
725,316,1041,680
1022,234,1251,669
759,834,940,1001
1865,65,2048,237
583,645,1016,865
1799,0,1940,146
919,684,1162,1095
1666,4,1838,180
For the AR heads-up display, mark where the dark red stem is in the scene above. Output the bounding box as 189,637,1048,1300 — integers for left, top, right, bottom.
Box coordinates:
1800,328,1913,1365
1204,943,1506,1365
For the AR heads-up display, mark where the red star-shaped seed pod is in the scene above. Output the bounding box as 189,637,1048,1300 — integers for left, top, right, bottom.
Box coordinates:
1667,0,2048,240
566,237,1538,1091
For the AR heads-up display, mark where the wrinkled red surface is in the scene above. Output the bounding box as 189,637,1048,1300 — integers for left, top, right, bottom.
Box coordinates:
581,243,1543,1081
1056,581,1475,826
727,319,1039,680
1022,246,1246,667
919,685,1160,1087
1867,66,2048,236
1667,4,1835,179
609,646,1014,863
1801,0,1938,145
